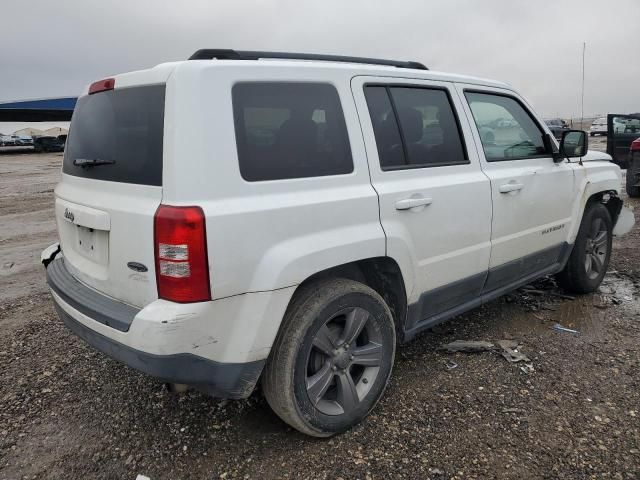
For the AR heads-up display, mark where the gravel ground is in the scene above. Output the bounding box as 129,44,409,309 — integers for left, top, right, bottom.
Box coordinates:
1,153,639,480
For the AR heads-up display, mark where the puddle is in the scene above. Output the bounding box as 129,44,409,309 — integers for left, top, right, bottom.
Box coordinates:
486,274,639,338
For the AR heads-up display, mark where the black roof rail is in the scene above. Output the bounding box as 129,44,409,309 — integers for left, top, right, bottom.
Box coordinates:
188,49,428,70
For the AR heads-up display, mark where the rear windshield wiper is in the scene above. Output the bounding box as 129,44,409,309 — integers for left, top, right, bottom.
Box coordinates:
73,158,116,167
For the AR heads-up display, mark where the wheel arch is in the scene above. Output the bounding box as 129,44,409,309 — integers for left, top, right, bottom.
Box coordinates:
568,167,623,244
585,190,623,226
285,257,408,341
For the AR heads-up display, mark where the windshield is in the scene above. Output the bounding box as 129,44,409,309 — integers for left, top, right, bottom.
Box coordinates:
63,85,165,186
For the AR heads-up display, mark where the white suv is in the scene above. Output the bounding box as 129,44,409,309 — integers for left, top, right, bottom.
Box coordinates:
43,50,634,437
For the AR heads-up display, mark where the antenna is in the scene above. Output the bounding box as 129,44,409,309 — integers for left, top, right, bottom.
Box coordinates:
580,42,586,128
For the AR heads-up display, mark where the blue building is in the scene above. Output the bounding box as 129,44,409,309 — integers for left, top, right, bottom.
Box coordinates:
0,97,77,122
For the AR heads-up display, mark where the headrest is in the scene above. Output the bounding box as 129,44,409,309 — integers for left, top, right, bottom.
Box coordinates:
396,107,423,142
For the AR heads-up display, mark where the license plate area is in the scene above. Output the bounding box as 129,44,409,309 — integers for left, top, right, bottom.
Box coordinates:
75,225,109,265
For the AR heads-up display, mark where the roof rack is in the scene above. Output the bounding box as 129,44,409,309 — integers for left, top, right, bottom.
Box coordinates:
188,49,428,70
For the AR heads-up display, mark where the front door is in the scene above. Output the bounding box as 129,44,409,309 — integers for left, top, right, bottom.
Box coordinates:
456,85,576,292
352,77,492,331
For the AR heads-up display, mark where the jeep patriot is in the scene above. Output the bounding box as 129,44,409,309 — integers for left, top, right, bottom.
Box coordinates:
43,49,634,436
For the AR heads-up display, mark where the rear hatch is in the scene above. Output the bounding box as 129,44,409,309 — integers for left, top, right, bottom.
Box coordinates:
56,82,165,308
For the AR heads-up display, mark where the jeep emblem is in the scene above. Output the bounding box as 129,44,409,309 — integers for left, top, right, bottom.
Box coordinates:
64,208,75,223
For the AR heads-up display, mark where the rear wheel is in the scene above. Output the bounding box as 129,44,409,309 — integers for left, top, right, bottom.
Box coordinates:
626,157,640,197
263,278,396,437
556,203,612,293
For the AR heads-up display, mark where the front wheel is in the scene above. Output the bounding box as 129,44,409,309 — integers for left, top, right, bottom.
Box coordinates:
262,278,396,437
556,203,612,293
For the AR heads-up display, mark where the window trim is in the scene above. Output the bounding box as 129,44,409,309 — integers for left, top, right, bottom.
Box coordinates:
364,83,470,171
464,89,552,163
231,81,354,182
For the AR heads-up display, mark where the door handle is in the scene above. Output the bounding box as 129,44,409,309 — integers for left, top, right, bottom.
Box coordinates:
395,197,433,210
499,183,524,194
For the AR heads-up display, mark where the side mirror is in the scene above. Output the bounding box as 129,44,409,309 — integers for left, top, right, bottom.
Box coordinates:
555,129,588,162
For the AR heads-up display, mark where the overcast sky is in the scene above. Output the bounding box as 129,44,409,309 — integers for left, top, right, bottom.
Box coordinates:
2,0,639,119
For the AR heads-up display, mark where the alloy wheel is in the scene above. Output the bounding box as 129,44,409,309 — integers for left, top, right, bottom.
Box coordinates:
305,307,383,416
584,217,608,280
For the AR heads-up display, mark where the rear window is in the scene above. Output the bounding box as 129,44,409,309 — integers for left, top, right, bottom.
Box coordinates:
63,85,165,186
232,82,353,181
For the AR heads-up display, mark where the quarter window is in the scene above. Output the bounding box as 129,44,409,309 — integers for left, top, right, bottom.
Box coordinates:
232,83,353,181
465,92,549,161
364,86,468,170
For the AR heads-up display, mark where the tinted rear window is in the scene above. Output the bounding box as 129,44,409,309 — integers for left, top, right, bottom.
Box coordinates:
63,85,165,186
232,82,353,181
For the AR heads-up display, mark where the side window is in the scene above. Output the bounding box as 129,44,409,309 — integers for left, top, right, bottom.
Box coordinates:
465,92,549,161
364,85,468,170
363,86,405,168
232,83,353,181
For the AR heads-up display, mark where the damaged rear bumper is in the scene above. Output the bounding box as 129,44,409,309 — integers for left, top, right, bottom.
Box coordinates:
44,251,264,399
52,300,264,398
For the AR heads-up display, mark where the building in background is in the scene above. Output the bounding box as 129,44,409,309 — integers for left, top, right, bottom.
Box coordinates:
13,127,45,137
43,127,68,137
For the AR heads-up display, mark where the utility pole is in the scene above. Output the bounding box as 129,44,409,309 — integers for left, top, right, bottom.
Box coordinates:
581,42,586,128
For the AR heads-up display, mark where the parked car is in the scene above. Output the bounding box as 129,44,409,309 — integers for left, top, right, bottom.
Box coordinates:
606,114,640,169
15,136,34,146
626,137,640,197
589,117,607,136
545,118,570,139
42,49,634,437
0,135,17,146
33,136,65,153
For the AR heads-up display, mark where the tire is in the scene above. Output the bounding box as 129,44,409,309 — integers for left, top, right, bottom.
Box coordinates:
626,157,640,198
262,278,396,437
590,132,595,137
556,203,612,294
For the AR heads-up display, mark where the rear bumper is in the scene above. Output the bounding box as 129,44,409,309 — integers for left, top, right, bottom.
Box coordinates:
44,254,289,399
53,301,264,398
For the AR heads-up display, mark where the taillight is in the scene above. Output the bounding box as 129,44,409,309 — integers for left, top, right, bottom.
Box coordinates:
631,138,640,152
154,205,211,303
89,78,115,95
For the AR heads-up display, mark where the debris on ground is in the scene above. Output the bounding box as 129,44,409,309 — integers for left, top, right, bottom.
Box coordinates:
440,340,494,353
440,339,531,365
552,323,580,334
521,287,575,301
443,359,459,370
496,339,530,363
520,363,535,374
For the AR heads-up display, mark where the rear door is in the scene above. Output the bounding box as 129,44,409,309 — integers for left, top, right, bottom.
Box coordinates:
607,113,640,166
457,85,576,292
56,83,166,308
352,77,492,331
